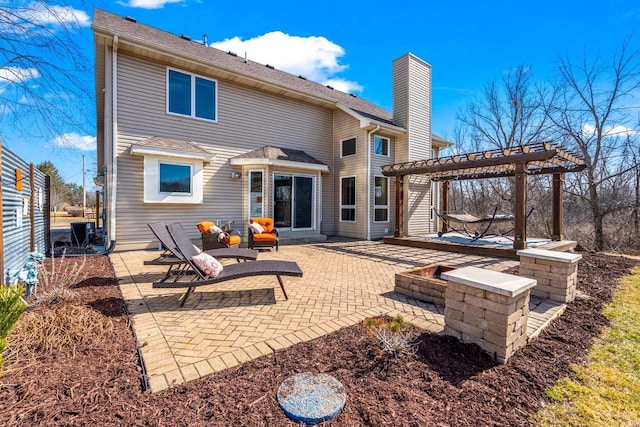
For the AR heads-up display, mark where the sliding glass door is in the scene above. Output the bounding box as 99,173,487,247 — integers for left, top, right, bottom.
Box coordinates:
273,173,315,230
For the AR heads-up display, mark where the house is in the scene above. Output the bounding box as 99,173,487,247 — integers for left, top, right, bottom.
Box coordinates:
92,9,452,250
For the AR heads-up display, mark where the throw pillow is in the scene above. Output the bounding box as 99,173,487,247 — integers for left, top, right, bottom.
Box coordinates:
197,221,215,233
249,221,264,234
192,253,224,278
217,232,231,244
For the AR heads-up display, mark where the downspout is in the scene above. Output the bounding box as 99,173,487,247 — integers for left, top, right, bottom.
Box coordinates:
109,36,119,247
366,125,380,240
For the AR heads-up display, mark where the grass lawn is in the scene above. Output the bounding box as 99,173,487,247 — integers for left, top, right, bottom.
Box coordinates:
534,265,640,425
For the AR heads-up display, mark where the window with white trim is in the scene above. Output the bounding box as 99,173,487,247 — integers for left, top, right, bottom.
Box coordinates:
373,135,389,156
341,137,356,157
143,156,204,204
374,176,389,222
167,68,217,121
340,176,356,222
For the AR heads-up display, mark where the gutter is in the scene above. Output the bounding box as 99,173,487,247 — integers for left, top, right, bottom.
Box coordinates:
109,35,118,246
366,125,380,240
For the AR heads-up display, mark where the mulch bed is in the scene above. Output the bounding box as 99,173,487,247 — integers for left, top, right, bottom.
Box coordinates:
1,252,637,426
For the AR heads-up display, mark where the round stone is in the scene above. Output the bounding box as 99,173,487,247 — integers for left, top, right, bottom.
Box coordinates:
277,372,346,424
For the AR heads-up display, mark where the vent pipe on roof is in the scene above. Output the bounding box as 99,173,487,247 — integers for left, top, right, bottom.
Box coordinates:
244,52,248,64
203,34,208,46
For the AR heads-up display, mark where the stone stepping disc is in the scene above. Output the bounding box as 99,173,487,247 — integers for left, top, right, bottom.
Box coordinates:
277,373,346,424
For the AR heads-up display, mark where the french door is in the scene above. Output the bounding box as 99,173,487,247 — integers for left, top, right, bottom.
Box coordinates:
273,174,315,230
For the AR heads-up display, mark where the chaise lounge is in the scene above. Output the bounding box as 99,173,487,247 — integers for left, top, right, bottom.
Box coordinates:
152,223,303,306
145,222,259,282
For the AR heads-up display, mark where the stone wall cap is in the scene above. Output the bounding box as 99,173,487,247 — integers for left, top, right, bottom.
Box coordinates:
517,248,582,263
441,266,536,297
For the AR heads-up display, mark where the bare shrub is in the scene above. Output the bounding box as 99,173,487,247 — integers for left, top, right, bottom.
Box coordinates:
38,250,88,291
32,287,79,307
6,303,113,366
364,315,417,359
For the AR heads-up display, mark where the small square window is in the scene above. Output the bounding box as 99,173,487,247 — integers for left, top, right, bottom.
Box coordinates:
374,136,389,156
159,163,192,194
341,137,356,157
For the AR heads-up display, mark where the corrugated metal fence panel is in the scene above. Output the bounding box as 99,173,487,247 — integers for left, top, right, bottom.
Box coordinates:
2,146,48,282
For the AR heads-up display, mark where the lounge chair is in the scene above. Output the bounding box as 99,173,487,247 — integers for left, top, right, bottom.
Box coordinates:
145,222,258,281
153,223,303,306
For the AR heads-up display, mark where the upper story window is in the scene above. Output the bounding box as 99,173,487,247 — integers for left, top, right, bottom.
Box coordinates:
341,137,356,157
374,135,389,156
167,68,217,121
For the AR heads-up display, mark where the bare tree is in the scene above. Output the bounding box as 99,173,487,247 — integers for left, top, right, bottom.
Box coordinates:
458,65,554,150
0,1,92,140
456,65,554,225
548,42,640,250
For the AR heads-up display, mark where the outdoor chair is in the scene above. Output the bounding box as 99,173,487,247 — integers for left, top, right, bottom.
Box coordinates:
197,221,242,250
145,222,258,282
248,217,279,251
152,223,303,306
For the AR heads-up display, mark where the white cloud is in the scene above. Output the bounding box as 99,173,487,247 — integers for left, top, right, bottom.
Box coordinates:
23,4,91,27
210,31,362,93
0,67,40,84
582,123,638,137
51,133,96,151
120,0,185,9
323,78,363,94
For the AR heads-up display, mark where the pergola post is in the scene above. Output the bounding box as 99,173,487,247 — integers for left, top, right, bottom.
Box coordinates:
394,175,404,237
552,173,564,241
441,180,450,234
513,162,528,250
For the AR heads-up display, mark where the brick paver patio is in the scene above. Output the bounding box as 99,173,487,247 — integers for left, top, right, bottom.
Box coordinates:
111,238,525,392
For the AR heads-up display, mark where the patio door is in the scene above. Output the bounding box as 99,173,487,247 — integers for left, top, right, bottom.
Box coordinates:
273,174,315,230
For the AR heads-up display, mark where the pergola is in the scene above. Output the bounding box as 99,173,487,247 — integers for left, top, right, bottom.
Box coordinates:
381,142,586,250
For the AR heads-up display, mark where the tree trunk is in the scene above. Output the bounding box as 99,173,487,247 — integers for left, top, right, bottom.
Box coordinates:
588,170,604,251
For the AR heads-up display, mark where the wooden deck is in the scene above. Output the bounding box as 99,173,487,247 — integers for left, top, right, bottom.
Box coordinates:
383,234,577,259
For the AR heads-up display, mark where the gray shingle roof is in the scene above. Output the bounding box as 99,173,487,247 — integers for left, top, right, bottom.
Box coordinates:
92,9,394,125
232,146,326,166
131,136,214,156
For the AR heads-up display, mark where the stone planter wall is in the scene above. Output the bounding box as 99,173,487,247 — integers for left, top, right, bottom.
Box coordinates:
394,265,454,306
441,267,536,364
517,248,582,303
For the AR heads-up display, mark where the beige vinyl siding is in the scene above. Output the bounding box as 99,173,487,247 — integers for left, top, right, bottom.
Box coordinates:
333,110,367,239
114,53,333,245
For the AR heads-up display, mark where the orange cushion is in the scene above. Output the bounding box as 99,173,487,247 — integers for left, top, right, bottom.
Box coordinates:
251,217,274,233
198,221,215,233
228,235,241,246
253,233,277,242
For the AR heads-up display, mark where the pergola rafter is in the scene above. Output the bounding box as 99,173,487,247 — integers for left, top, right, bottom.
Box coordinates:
381,142,586,249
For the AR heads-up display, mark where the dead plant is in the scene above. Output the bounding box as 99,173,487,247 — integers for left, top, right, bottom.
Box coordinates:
6,303,113,365
38,249,88,291
364,315,418,359
32,286,79,307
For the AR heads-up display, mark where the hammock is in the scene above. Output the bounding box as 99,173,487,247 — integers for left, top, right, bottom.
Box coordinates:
433,206,532,241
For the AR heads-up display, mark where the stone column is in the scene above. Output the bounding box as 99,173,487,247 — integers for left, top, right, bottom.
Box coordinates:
442,266,536,364
517,248,582,303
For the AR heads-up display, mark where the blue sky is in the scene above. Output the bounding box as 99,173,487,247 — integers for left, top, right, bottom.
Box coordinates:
2,0,638,186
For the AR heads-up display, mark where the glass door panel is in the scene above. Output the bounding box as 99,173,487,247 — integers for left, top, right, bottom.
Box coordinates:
294,176,313,229
249,171,263,218
274,175,292,228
